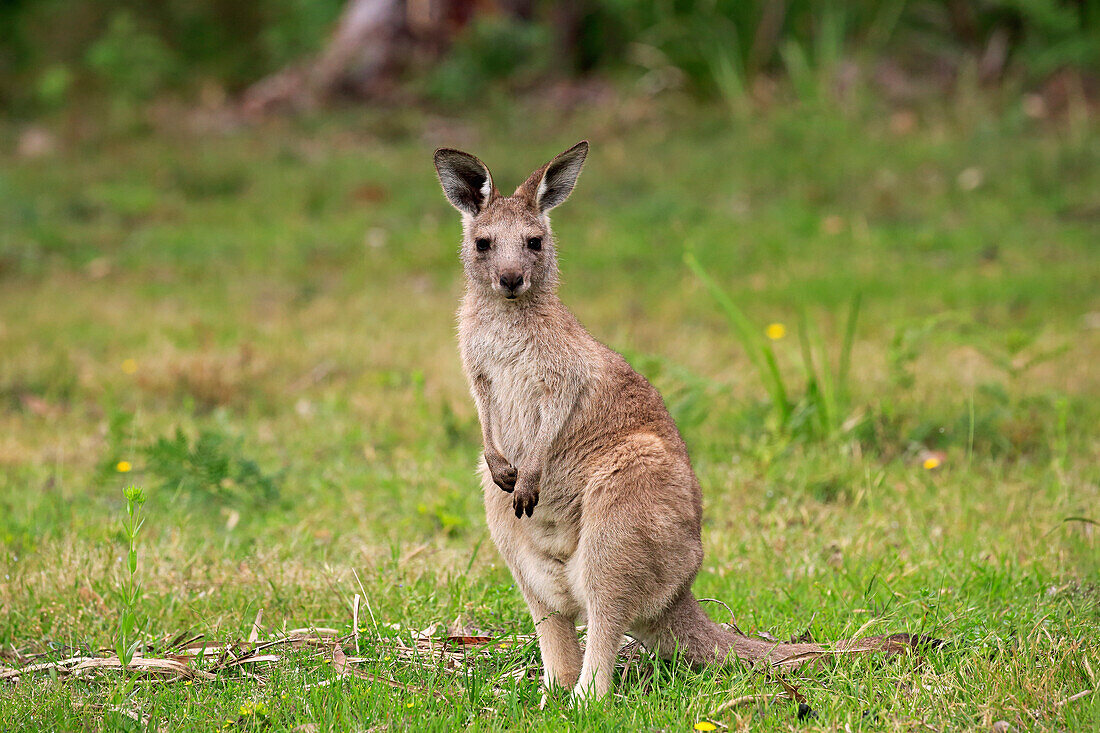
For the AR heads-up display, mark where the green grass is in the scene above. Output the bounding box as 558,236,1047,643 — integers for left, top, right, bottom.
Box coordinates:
1,92,1098,730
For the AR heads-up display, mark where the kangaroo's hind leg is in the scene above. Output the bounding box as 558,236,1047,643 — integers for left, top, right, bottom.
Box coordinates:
484,474,583,691
573,600,632,700
570,452,703,701
526,597,583,690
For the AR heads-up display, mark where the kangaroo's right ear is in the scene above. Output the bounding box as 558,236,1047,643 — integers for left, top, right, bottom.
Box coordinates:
514,140,588,215
434,148,494,217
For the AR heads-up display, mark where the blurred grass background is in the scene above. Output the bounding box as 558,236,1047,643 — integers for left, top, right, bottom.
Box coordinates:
1,1,1098,730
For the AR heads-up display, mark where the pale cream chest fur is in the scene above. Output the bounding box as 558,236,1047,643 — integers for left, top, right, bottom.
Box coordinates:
459,298,545,466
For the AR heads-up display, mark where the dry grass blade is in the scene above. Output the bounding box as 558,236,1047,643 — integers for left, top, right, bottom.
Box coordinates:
3,647,223,682
73,702,151,725
351,568,381,644
285,627,340,637
248,608,264,643
698,597,745,635
353,594,362,654
177,642,237,657
163,631,204,652
331,641,442,698
790,613,817,643
710,693,788,716
0,656,99,683
217,654,283,669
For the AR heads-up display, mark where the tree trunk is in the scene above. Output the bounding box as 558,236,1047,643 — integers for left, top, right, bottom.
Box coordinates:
242,0,407,115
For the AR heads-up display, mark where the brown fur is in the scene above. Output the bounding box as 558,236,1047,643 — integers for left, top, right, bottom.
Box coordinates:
433,142,928,700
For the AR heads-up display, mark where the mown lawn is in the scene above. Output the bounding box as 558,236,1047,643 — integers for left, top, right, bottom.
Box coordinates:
1,93,1098,731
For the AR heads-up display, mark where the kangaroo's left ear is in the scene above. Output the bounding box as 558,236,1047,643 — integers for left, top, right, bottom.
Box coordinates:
517,141,588,214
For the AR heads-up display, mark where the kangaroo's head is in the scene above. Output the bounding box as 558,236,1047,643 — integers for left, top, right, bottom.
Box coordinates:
434,141,588,302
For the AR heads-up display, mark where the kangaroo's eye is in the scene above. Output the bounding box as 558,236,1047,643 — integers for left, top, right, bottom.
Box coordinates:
526,237,542,251
475,238,491,252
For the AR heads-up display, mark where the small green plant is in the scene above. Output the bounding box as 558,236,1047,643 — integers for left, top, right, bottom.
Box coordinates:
86,10,179,103
35,64,73,109
685,251,860,441
115,485,145,668
972,327,1070,382
143,427,280,505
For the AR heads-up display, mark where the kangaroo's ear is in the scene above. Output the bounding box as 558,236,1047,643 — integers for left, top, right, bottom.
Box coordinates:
518,141,588,214
434,148,495,217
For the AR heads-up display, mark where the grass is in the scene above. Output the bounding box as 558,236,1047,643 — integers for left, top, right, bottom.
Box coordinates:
0,89,1098,730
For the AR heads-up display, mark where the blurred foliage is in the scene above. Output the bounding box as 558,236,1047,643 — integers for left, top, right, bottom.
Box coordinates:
1,0,344,111
0,0,1095,110
86,11,180,104
0,1,1095,112
596,0,1100,91
0,1,1098,110
423,14,554,104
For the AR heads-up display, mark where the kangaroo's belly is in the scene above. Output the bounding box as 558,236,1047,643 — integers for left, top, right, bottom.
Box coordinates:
482,464,584,617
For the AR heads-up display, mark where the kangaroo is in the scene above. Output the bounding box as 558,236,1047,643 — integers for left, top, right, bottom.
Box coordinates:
434,141,926,701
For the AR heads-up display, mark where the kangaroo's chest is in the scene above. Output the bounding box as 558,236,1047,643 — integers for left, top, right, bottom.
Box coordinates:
468,327,544,463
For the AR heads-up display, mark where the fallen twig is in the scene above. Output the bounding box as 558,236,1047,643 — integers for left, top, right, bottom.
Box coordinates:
1055,689,1092,708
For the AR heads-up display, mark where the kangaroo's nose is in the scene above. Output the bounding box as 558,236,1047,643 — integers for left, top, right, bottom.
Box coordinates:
499,272,524,292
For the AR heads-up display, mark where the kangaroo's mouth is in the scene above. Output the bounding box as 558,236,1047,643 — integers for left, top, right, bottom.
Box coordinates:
495,282,528,300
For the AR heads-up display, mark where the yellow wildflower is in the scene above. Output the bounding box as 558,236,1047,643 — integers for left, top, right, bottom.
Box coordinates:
765,323,787,340
923,457,942,470
121,358,138,375
694,722,718,732
116,461,132,473
238,702,268,717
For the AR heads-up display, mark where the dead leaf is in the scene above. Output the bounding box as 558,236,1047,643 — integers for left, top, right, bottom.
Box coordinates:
773,676,808,705
19,394,59,418
72,655,217,681
16,127,56,158
446,636,493,646
351,184,389,204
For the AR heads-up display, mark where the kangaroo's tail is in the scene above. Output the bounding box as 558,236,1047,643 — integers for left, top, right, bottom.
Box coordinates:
644,592,936,670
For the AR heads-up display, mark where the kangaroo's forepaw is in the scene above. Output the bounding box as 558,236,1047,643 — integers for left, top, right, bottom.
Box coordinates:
512,485,539,518
485,452,517,492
